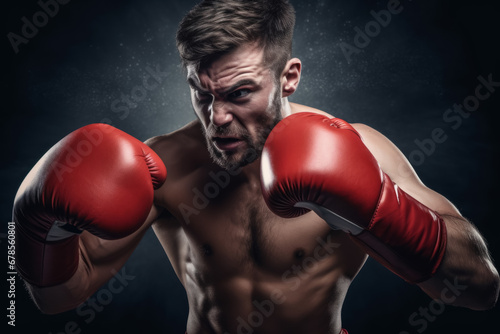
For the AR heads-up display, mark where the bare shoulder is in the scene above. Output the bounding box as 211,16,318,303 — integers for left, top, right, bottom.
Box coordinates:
351,123,460,216
144,120,210,226
350,123,406,171
144,119,210,205
144,119,204,154
145,120,208,171
350,122,422,187
289,102,334,117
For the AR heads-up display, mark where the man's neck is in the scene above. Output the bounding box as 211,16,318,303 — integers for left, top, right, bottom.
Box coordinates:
281,97,292,118
235,157,262,187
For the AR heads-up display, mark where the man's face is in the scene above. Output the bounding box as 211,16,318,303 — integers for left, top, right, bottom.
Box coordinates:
187,43,283,170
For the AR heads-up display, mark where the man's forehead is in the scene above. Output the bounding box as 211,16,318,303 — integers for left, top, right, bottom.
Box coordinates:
185,43,269,90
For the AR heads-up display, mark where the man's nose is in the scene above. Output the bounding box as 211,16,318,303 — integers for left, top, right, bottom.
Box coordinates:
210,99,233,127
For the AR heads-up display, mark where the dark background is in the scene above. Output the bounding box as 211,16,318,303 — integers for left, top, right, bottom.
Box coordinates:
2,0,499,333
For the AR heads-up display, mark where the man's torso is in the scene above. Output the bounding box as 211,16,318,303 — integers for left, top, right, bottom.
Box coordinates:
149,115,367,333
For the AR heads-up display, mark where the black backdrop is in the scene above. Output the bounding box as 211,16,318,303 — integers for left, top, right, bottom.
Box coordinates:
2,0,499,333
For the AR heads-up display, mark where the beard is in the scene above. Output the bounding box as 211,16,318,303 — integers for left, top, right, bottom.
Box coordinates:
204,88,283,170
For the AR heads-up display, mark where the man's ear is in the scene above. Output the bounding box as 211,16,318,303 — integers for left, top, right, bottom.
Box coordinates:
281,58,302,98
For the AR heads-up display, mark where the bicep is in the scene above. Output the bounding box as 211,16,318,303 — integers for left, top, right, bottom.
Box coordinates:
352,123,461,217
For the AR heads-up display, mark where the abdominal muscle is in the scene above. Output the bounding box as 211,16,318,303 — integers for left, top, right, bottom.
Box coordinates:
185,271,350,334
180,219,362,334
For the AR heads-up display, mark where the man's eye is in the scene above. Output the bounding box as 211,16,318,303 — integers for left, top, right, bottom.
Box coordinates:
196,91,212,101
229,89,250,99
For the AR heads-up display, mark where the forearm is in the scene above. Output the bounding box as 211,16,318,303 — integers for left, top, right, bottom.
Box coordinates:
26,245,92,314
27,226,148,314
419,214,500,310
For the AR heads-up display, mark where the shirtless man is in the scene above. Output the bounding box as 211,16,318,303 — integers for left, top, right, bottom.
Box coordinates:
12,1,499,333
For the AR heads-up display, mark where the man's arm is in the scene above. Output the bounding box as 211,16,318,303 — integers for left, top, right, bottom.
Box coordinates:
13,124,167,314
353,123,500,310
25,205,162,314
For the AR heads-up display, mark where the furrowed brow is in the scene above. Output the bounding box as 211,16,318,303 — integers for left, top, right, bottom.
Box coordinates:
187,76,258,96
187,76,209,93
218,79,257,96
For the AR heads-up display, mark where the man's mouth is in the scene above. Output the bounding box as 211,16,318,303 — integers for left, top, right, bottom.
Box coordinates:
213,136,245,151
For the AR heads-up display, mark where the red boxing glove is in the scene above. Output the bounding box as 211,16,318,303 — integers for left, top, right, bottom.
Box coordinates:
261,112,447,283
13,124,166,287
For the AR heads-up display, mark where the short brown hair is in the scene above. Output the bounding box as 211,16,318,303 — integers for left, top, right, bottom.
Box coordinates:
176,0,295,78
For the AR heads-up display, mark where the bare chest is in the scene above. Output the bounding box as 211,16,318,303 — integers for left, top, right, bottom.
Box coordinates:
160,167,354,278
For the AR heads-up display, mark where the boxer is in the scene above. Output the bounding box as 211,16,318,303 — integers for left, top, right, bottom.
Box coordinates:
13,1,499,333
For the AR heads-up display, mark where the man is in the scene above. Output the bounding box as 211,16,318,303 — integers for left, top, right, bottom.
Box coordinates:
12,1,499,333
